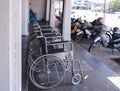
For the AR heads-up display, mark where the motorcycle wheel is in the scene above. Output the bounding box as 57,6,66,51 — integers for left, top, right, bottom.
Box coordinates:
88,42,94,52
74,34,83,43
117,48,120,52
88,41,100,52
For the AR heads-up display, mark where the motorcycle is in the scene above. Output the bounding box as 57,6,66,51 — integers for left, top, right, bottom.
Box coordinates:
88,26,120,54
71,21,84,42
73,20,94,42
73,28,84,42
75,17,106,42
72,18,104,43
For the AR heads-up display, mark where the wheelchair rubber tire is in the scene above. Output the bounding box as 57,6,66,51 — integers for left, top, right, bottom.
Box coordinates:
29,54,66,89
72,73,82,85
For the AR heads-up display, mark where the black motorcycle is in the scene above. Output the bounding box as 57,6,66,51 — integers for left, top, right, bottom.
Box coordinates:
88,26,120,54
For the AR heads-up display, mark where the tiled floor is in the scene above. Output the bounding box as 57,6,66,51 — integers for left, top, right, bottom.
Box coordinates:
22,36,120,91
79,38,120,75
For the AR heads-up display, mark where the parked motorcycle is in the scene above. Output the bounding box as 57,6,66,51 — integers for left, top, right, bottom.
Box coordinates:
88,26,120,54
72,17,105,43
71,21,84,42
74,20,98,42
71,19,92,42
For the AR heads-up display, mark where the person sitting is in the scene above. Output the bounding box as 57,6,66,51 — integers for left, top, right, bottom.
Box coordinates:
29,3,38,24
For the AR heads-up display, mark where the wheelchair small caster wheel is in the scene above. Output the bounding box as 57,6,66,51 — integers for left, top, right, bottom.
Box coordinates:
72,73,82,85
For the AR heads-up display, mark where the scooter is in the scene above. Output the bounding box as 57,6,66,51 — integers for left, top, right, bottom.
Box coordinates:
71,22,84,42
88,26,120,54
73,20,93,42
71,28,83,42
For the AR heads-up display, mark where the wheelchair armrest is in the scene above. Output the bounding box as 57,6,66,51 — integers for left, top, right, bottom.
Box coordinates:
43,32,56,35
33,25,41,30
46,36,63,39
48,41,69,45
41,28,53,31
36,36,45,39
42,30,53,33
34,30,40,33
40,25,50,28
34,30,43,36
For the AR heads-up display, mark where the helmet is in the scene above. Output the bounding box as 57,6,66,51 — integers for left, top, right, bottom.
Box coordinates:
113,27,120,33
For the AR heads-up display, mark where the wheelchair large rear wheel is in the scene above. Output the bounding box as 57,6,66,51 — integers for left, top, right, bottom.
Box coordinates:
28,46,42,69
29,54,66,89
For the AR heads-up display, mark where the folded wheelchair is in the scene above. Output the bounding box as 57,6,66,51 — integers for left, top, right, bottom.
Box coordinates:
27,21,84,89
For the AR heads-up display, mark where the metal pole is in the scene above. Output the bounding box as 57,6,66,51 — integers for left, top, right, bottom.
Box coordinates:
59,0,60,15
103,0,106,23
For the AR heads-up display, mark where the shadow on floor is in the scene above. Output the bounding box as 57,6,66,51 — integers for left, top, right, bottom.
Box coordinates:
111,58,120,64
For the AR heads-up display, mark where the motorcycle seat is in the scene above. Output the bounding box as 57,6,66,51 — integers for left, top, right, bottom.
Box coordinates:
113,33,120,40
109,38,120,45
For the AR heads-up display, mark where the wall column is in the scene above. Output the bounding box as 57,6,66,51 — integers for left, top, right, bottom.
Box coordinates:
46,0,50,22
10,0,22,91
62,0,71,41
0,0,22,91
50,0,55,27
22,0,29,35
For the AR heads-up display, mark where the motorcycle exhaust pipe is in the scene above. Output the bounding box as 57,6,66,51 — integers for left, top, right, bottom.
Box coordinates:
76,29,83,36
94,36,101,43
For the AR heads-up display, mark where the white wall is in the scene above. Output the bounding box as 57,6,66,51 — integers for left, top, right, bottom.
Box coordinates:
50,0,55,27
29,0,46,20
0,0,10,91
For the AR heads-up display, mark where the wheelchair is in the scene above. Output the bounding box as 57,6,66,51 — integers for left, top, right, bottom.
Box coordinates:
28,21,84,89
